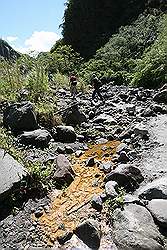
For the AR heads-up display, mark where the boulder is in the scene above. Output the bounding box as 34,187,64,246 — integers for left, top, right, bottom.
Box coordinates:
63,105,87,126
56,125,77,143
93,114,117,125
3,101,38,132
116,143,129,154
74,219,101,249
147,199,167,228
53,155,75,187
138,177,167,200
112,204,164,250
105,181,118,198
153,90,167,104
105,164,144,192
18,129,52,148
133,123,148,136
117,151,130,163
0,149,28,201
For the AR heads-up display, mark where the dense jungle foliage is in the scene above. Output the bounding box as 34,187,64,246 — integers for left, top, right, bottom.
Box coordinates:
61,0,146,59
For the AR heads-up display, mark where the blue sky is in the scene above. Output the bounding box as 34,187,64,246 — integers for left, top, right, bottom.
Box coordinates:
0,0,66,53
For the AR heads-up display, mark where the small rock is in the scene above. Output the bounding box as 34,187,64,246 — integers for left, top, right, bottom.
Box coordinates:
57,146,65,154
34,209,43,218
85,157,95,167
75,150,84,157
91,195,103,211
100,161,113,173
117,151,130,163
57,231,73,245
65,146,74,154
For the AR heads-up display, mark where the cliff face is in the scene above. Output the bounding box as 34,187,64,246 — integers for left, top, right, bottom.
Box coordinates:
0,39,20,60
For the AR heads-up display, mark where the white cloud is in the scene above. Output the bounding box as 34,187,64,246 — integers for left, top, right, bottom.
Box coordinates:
15,31,60,54
6,36,18,42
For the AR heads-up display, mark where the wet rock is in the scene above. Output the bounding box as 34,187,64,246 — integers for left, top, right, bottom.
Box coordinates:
105,164,144,192
93,114,117,125
147,199,167,228
63,105,87,126
3,101,38,132
85,157,95,167
18,129,52,148
74,219,101,249
112,204,164,250
53,155,75,187
91,195,103,211
0,149,28,201
138,177,167,200
56,125,76,143
153,90,167,104
105,181,118,198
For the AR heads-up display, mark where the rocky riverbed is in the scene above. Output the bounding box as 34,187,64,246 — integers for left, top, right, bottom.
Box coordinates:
0,83,167,249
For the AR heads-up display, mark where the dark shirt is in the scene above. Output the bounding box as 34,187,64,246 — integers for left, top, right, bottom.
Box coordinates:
70,75,77,85
92,77,101,89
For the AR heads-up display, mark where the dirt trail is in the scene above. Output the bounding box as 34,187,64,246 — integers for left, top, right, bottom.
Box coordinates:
138,114,167,184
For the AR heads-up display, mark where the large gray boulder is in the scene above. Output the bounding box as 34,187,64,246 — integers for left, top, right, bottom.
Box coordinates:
74,219,101,250
55,125,77,143
53,154,75,187
0,149,28,201
105,164,144,192
153,90,167,104
147,199,167,228
18,129,52,148
138,177,167,200
3,101,38,132
63,105,87,126
112,204,164,250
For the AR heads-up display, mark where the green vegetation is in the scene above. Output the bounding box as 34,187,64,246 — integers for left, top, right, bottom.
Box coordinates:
62,0,146,58
131,14,167,88
0,127,54,191
105,187,125,218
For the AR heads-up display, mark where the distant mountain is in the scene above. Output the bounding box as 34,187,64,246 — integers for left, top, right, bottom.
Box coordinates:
0,39,20,60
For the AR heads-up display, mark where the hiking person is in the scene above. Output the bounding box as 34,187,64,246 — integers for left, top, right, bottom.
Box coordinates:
48,70,53,82
69,73,77,98
91,74,105,103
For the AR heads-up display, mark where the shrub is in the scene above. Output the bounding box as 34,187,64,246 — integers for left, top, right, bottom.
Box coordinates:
131,14,167,88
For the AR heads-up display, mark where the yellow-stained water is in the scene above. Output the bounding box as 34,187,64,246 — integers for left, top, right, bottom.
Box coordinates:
38,140,120,243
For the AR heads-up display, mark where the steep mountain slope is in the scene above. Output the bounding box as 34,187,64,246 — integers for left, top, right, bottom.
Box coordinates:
0,39,20,60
